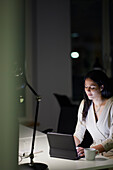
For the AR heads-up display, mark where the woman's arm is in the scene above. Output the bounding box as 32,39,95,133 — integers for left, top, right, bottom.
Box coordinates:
73,100,86,143
91,144,105,153
74,136,84,157
97,103,113,153
73,100,87,157
74,136,81,146
74,137,105,156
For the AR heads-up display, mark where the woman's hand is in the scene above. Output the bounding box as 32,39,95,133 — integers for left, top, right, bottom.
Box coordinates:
76,147,85,157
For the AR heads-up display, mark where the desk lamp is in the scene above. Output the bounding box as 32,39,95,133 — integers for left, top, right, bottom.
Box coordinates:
19,81,48,170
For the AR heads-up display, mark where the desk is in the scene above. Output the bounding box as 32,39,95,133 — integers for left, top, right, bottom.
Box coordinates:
19,125,113,170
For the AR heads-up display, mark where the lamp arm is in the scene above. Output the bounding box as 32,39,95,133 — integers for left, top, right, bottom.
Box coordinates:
26,81,41,101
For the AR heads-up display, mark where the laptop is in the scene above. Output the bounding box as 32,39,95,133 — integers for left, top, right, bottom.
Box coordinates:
47,132,80,160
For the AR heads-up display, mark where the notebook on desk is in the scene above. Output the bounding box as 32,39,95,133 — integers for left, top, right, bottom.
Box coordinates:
47,132,80,160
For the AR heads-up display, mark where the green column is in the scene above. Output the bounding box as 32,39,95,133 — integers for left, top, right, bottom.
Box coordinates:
0,0,25,169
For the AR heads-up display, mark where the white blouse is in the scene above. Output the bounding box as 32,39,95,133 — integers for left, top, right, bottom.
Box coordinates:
74,97,113,153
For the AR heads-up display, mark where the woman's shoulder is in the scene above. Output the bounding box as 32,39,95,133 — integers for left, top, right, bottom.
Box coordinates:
107,96,113,105
110,96,113,101
106,97,113,112
78,99,85,111
80,99,85,104
79,99,92,106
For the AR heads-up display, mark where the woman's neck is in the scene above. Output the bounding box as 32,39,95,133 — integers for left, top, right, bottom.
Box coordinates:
93,97,107,107
93,97,108,121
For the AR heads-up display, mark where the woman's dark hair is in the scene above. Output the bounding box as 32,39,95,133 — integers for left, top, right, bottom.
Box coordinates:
82,69,112,121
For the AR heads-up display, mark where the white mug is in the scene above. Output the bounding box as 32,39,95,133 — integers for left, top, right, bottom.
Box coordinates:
84,148,99,161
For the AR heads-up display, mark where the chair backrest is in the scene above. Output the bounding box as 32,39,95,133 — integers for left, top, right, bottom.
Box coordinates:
54,93,72,107
57,106,78,134
54,93,78,134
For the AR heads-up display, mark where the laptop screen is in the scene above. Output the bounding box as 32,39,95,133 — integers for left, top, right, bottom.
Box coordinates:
47,132,79,160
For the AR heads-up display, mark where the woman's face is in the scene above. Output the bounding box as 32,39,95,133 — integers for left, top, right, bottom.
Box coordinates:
84,78,103,100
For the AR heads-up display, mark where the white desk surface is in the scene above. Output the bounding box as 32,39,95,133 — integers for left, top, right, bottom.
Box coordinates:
19,124,46,138
19,125,113,170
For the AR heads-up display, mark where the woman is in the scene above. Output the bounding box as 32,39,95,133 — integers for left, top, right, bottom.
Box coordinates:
74,70,113,158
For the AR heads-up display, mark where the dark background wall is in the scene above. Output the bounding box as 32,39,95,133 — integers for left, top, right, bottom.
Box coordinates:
19,0,113,132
